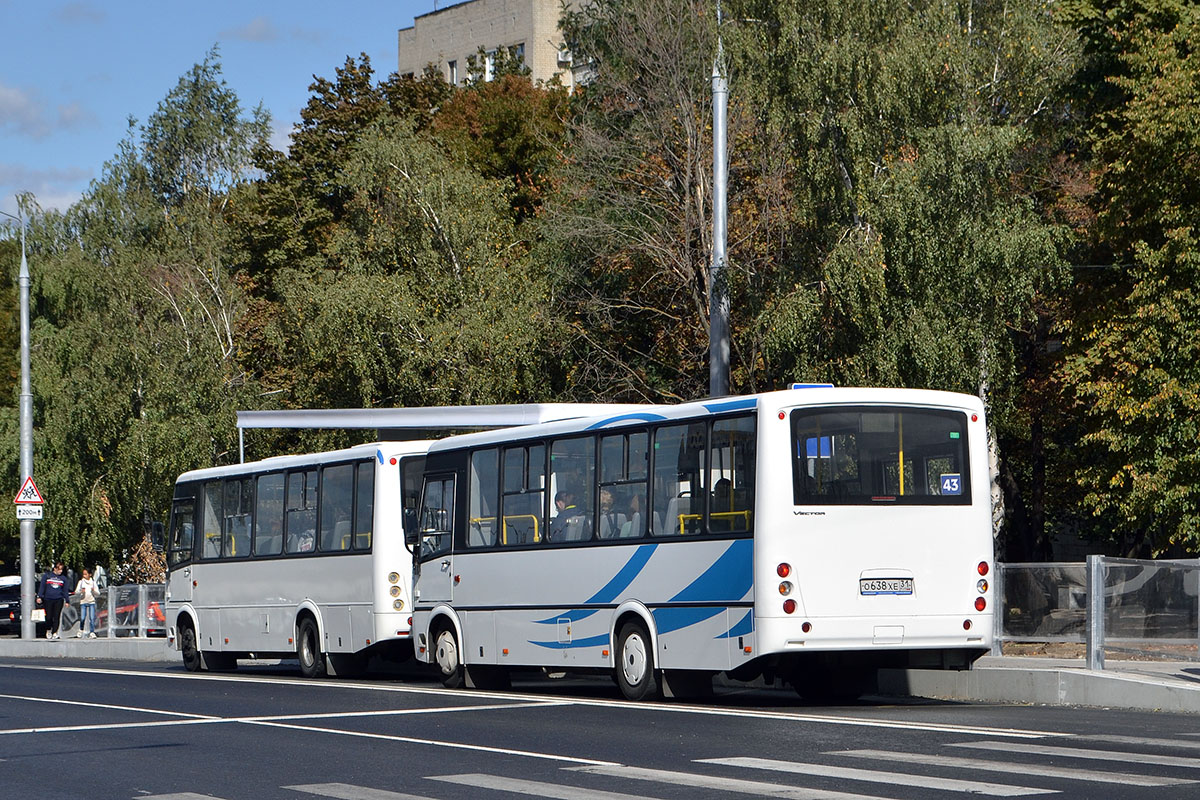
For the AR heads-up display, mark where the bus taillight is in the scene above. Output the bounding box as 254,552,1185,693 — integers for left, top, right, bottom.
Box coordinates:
777,563,791,578
782,599,797,614
977,561,989,576
975,596,986,612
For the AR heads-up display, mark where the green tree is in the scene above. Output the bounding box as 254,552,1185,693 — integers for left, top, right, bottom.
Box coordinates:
1059,2,1200,554
0,54,266,569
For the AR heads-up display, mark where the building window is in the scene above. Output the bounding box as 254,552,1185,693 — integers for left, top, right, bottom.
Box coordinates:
447,60,457,85
484,49,496,82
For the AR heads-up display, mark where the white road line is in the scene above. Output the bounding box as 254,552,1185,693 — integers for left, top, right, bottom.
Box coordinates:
831,749,1197,787
0,718,230,736
137,794,225,800
430,773,665,800
0,691,217,719
950,741,1200,769
699,756,1057,796
285,783,436,800
569,764,889,799
243,719,621,766
0,663,1070,740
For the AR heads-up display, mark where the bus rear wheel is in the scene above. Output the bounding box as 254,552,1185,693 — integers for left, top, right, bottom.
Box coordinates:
297,617,327,679
615,621,659,701
434,626,464,689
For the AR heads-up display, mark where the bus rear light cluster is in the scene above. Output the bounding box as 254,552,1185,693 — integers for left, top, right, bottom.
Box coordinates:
977,561,989,576
778,581,793,596
388,572,400,584
975,596,987,612
976,579,988,593
777,563,791,578
389,586,401,597
392,599,404,610
783,599,797,614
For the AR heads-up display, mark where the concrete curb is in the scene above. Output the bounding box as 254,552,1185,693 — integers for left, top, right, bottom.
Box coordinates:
0,637,175,662
878,661,1200,714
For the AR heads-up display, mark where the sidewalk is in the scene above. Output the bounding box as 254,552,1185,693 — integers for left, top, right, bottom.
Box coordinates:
879,655,1200,713
0,634,174,662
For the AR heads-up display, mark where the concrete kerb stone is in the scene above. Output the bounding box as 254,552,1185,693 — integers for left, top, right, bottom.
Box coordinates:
0,636,175,662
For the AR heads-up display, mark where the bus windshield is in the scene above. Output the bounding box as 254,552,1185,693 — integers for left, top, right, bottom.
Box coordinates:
791,406,970,505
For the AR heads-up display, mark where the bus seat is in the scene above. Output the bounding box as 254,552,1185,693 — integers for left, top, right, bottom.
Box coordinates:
619,511,642,538
599,512,626,539
562,515,588,542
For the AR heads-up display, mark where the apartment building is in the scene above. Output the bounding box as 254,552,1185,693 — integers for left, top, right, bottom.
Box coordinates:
398,0,581,88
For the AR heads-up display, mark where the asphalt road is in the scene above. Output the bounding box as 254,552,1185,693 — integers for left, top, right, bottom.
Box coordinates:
2,658,1199,800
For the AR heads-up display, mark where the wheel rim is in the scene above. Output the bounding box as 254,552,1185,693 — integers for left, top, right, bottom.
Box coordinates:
300,627,315,668
621,632,648,686
435,630,459,677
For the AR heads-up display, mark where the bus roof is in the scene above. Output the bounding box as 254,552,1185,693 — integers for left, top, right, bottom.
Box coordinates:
422,387,984,453
175,440,432,484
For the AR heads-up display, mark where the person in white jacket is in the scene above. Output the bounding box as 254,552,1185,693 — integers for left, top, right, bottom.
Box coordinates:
74,568,99,638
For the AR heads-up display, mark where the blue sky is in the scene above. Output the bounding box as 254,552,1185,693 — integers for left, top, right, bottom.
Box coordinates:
0,0,441,220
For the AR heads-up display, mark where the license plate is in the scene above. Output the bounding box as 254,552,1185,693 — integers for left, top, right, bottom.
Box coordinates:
860,578,913,595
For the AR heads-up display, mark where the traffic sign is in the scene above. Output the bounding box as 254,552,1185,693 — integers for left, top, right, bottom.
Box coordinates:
16,505,42,520
13,476,44,504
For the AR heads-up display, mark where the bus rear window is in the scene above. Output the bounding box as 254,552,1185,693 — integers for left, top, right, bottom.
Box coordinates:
791,407,970,505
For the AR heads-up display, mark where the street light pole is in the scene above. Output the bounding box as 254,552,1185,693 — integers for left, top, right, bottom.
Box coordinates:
2,204,35,640
709,0,730,398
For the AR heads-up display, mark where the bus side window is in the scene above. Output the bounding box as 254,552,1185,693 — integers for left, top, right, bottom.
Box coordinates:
355,460,374,550
168,497,195,567
400,456,426,545
319,463,354,552
286,470,317,554
254,473,284,556
201,482,222,559
419,475,455,558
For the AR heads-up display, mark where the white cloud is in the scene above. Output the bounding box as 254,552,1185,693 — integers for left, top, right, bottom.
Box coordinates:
0,82,96,140
221,16,279,43
268,121,293,154
0,163,93,215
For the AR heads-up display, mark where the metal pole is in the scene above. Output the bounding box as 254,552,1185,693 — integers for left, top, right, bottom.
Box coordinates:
708,3,729,398
990,562,1004,656
1086,555,1105,670
4,205,37,641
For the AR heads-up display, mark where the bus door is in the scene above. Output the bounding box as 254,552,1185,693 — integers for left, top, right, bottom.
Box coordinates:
415,474,456,604
166,492,197,604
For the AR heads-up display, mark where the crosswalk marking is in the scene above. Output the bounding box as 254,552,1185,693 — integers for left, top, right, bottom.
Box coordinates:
699,756,1057,796
830,749,1197,787
285,783,436,800
429,773,664,800
1078,734,1200,752
569,764,888,799
951,741,1200,769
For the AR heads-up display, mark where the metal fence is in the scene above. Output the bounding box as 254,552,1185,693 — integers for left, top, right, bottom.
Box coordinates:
995,556,1200,669
60,583,166,638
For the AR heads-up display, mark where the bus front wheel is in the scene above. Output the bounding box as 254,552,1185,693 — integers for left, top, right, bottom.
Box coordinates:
297,617,327,679
180,623,202,672
434,626,464,689
615,621,659,701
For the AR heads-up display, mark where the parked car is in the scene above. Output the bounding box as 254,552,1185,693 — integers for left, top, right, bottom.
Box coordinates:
0,575,48,636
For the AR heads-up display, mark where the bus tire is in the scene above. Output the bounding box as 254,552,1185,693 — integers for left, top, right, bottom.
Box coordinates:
180,621,203,672
615,621,659,701
434,626,464,689
297,617,327,679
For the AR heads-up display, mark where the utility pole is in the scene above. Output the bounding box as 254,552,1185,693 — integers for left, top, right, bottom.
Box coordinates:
2,204,36,639
709,0,730,398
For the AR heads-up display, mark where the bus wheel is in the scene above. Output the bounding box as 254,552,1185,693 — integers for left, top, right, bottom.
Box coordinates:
615,621,659,701
297,617,327,679
434,627,464,689
180,623,202,672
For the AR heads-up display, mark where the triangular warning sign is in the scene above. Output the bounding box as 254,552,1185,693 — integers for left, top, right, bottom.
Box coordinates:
14,476,44,504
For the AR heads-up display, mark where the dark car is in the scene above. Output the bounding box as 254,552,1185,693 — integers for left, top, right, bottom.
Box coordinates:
0,576,47,636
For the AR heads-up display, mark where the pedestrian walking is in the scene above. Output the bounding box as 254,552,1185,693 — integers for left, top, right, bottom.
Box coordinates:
74,568,99,638
35,562,70,640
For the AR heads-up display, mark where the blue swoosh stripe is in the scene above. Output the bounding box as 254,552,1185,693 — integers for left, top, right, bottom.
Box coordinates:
585,412,668,430
653,606,724,635
529,633,611,650
533,543,658,625
669,539,753,603
702,397,757,413
716,610,754,639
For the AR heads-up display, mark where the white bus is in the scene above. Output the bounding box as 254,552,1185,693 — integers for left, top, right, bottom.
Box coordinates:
410,387,994,700
165,442,430,676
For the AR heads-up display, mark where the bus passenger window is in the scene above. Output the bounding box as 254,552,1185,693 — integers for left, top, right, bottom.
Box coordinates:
168,497,195,567
320,463,354,552
254,473,284,556
549,438,594,542
501,445,544,546
222,478,252,558
202,482,222,559
470,449,499,548
285,470,317,553
651,423,706,536
355,460,374,550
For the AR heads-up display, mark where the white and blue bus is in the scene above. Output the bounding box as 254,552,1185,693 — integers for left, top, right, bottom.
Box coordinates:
410,388,994,699
165,442,431,676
